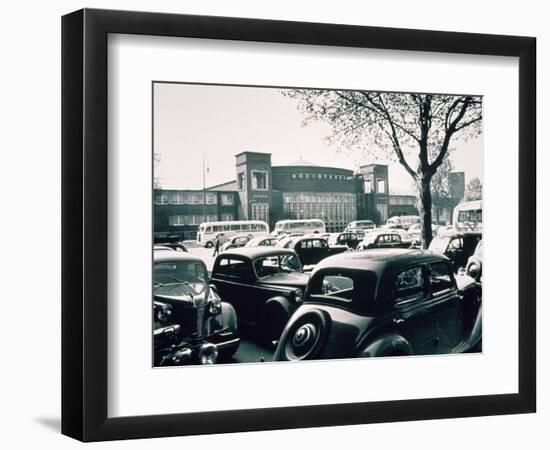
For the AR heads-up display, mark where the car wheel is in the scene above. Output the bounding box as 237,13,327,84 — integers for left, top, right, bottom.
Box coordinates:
204,241,214,248
261,306,289,344
281,309,331,361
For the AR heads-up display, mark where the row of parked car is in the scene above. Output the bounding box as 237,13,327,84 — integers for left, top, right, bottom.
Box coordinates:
152,232,483,366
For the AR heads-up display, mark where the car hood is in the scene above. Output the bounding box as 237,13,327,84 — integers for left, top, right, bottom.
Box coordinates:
257,272,310,288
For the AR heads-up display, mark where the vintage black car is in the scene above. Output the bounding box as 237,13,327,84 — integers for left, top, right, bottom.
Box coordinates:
153,251,240,366
210,247,310,342
274,249,481,361
466,240,483,282
328,232,362,250
356,231,409,251
153,235,188,252
278,236,349,266
428,230,482,272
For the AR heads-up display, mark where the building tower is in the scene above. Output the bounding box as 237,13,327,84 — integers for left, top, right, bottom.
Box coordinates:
235,151,272,222
357,164,390,224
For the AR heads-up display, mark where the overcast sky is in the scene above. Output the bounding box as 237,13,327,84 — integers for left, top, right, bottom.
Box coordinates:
153,83,483,194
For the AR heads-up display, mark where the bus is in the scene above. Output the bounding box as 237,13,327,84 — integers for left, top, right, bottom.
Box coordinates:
272,219,326,237
386,215,420,230
196,220,269,248
453,200,482,232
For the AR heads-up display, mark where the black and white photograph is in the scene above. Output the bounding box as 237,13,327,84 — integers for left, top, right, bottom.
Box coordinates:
152,83,483,366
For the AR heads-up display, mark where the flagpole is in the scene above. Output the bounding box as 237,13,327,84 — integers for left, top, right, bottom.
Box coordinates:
202,155,206,223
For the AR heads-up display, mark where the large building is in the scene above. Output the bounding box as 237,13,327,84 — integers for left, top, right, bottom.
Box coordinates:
154,151,465,239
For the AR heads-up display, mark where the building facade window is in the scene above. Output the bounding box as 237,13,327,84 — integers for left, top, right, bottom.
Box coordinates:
221,193,234,205
238,173,245,190
221,213,234,221
251,203,269,222
206,193,217,204
155,192,169,205
282,192,357,232
376,179,386,194
251,170,268,190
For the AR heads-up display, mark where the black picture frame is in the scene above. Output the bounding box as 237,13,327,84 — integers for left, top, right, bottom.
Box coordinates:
61,8,536,442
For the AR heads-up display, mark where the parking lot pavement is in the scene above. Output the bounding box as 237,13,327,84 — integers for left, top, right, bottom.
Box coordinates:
227,329,275,364
184,242,217,272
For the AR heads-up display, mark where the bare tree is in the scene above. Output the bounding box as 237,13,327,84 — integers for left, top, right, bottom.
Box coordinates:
154,151,162,188
284,90,482,247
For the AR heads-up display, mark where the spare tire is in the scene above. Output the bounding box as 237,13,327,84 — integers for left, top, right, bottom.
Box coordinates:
282,309,331,361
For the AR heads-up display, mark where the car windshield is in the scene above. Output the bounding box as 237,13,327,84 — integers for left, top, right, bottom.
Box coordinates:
153,261,207,295
429,236,449,254
253,254,302,278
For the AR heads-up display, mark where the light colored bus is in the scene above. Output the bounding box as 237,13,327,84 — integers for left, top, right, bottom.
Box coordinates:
453,200,482,232
271,219,326,237
197,220,269,248
386,215,420,230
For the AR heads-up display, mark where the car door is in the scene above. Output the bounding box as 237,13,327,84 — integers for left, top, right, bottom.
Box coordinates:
211,256,256,322
392,265,437,355
445,237,465,271
428,261,464,353
296,240,313,265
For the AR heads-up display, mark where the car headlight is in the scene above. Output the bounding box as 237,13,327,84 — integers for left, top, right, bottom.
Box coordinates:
208,298,222,315
156,304,172,323
294,289,303,303
468,263,480,279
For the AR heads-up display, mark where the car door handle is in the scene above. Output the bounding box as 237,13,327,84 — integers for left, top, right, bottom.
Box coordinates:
393,318,405,324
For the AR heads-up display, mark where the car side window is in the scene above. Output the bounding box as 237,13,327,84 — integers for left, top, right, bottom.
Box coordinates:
395,266,426,305
448,237,463,250
429,262,454,294
215,258,253,279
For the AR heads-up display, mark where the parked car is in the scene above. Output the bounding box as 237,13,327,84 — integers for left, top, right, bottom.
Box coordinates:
154,235,188,252
220,234,253,252
345,219,376,233
356,230,409,250
384,225,413,246
245,236,278,248
428,231,482,272
328,232,362,250
466,240,483,282
408,224,439,247
284,236,349,266
274,249,482,361
153,251,240,366
210,247,310,342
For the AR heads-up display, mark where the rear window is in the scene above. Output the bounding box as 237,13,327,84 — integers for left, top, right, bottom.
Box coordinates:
312,275,355,302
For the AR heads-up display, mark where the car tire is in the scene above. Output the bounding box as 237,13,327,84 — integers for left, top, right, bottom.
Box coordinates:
260,306,289,345
204,241,214,248
281,309,331,361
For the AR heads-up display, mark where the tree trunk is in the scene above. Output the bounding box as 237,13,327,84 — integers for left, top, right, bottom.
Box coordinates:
418,175,433,249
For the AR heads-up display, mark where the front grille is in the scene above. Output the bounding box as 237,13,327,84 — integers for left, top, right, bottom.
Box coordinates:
171,304,206,338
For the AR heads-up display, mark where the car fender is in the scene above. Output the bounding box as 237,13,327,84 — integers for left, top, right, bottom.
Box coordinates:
466,307,482,347
220,302,238,332
358,333,414,357
265,295,294,317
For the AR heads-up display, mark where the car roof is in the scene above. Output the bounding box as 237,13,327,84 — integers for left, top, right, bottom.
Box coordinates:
219,246,297,259
293,235,327,244
154,250,204,264
435,230,482,238
313,249,447,273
